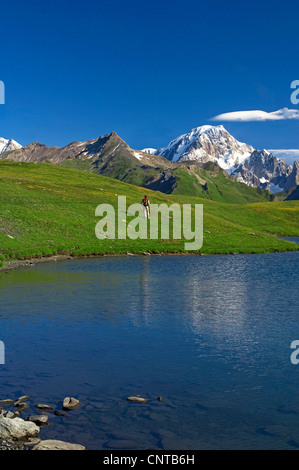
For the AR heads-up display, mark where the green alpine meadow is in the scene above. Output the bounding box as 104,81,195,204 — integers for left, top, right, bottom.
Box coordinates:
0,160,298,270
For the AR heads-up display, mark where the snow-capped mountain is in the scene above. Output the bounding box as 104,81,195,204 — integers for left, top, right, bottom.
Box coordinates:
142,125,298,193
143,125,254,171
0,137,22,154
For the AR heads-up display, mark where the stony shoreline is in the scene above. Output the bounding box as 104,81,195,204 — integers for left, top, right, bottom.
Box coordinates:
1,235,299,274
0,254,74,272
0,393,161,450
2,241,299,274
0,395,85,450
0,250,205,273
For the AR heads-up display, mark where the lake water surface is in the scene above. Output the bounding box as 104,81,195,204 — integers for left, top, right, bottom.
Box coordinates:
0,244,299,449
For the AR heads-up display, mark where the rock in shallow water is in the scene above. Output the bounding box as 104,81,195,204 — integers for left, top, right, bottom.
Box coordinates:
35,404,54,411
15,395,30,404
127,396,148,403
14,402,29,412
62,397,81,410
27,415,49,426
23,437,41,448
32,439,86,450
0,400,14,406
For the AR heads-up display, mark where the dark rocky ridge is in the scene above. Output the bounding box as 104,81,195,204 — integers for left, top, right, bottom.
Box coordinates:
286,184,299,200
231,149,293,191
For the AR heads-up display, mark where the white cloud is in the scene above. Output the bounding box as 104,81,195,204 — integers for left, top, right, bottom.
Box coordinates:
212,107,299,122
268,149,299,165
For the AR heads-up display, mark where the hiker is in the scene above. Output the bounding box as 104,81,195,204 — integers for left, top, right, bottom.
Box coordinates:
141,195,150,219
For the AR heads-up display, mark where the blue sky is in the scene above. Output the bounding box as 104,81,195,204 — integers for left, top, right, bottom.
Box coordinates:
0,0,298,152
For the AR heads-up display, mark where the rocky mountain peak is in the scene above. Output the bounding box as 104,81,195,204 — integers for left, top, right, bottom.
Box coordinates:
284,160,299,191
0,137,22,154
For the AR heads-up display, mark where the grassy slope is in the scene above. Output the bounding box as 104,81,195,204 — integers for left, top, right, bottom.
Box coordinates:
62,159,274,204
286,185,299,200
172,166,273,203
0,161,298,267
61,149,161,187
61,141,274,204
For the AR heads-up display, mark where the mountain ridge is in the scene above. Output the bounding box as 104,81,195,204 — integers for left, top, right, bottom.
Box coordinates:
1,127,298,200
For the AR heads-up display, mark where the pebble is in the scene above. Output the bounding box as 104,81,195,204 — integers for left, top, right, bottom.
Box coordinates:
0,399,14,406
15,395,30,404
35,404,54,411
0,439,27,451
127,396,148,403
14,402,29,412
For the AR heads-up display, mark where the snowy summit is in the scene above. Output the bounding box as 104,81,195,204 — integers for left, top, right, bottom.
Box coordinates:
0,137,22,154
145,125,254,172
